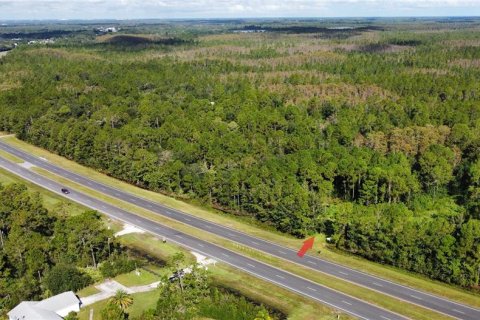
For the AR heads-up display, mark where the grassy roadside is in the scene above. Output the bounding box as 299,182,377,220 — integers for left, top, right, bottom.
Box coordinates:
27,166,453,320
0,166,335,319
0,148,23,163
2,137,479,307
0,167,86,215
116,232,349,320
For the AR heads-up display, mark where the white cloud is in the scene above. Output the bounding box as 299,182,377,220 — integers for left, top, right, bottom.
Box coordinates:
0,0,479,19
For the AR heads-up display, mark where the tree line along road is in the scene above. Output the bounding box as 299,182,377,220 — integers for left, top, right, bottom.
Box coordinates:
0,140,479,320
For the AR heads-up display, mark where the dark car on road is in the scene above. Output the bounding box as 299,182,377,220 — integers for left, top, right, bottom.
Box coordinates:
61,188,70,194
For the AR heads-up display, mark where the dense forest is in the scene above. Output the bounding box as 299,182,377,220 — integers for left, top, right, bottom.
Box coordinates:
0,183,117,314
1,19,480,288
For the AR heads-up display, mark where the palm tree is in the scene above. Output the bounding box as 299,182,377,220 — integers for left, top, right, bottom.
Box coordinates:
108,289,133,312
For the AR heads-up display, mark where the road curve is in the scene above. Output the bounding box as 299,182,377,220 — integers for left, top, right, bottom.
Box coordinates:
1,140,480,319
0,155,407,320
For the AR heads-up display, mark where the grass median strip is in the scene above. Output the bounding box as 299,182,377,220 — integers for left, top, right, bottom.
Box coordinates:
0,148,24,163
24,166,453,320
0,167,86,215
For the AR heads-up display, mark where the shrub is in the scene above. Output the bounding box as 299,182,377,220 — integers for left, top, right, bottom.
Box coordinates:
100,255,138,278
44,264,93,295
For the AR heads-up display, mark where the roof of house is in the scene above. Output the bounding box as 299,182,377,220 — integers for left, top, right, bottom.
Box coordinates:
8,291,80,320
7,302,62,320
36,291,80,311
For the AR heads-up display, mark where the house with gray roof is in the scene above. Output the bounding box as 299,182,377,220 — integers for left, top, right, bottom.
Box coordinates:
8,291,81,320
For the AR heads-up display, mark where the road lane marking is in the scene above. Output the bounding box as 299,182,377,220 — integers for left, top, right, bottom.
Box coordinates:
228,233,237,237
275,274,285,279
184,217,191,221
339,271,349,275
247,263,256,268
341,300,352,306
222,253,229,257
410,295,423,300
175,235,183,239
372,282,383,287
278,250,287,255
307,286,317,292
380,316,392,320
205,225,212,229
452,309,465,315
251,241,259,245
197,244,204,248
307,261,317,265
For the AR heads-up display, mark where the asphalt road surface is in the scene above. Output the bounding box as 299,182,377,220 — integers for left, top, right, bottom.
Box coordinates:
1,140,479,319
0,155,407,320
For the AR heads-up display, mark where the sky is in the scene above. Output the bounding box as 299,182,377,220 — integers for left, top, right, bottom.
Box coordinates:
0,0,480,20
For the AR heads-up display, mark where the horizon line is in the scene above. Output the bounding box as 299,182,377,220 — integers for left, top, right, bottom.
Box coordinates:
1,15,480,22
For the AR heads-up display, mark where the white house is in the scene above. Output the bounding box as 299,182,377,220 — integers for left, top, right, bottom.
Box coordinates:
8,291,81,320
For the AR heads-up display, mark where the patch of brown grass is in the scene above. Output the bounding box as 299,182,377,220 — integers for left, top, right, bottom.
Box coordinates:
451,59,480,68
24,48,104,61
442,39,480,47
0,80,21,91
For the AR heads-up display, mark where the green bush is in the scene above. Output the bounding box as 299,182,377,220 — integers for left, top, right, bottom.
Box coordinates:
100,255,138,278
44,264,93,295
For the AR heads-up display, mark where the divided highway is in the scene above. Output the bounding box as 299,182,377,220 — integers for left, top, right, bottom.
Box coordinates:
0,154,406,320
1,140,480,319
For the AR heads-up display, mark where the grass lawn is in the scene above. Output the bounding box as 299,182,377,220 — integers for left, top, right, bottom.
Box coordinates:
119,232,196,264
76,285,100,298
77,290,159,320
113,268,162,287
78,298,108,320
128,291,160,317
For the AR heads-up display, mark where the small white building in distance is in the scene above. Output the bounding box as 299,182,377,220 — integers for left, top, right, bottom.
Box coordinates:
8,291,81,320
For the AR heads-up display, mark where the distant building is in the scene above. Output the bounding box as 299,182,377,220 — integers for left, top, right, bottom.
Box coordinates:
233,29,266,33
8,291,81,320
27,39,55,45
95,26,119,34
